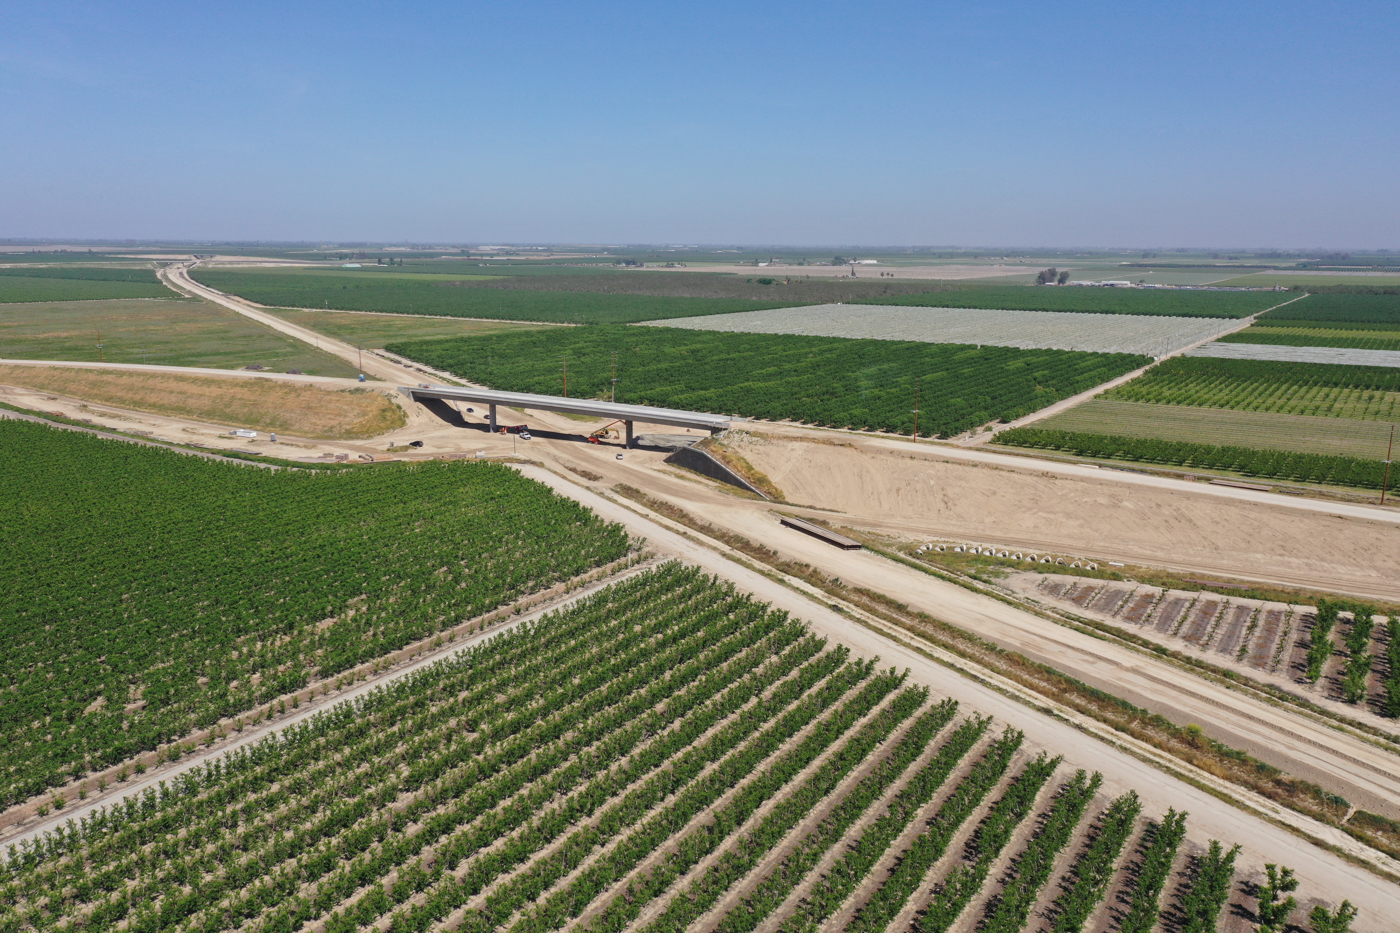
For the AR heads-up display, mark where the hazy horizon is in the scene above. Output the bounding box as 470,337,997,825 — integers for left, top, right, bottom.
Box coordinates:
4,1,1397,248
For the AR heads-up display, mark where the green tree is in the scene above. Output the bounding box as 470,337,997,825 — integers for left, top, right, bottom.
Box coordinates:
1256,863,1298,932
1309,901,1357,933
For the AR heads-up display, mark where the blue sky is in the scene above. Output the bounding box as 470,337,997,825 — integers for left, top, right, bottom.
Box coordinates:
2,1,1396,247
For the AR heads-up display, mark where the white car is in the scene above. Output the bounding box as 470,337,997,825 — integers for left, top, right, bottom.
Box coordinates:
519,431,532,440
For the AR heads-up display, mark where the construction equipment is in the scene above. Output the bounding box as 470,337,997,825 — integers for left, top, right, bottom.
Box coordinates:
499,424,529,435
588,420,624,444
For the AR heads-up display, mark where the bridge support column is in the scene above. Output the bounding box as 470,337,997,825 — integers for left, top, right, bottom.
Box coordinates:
625,420,634,448
488,404,497,433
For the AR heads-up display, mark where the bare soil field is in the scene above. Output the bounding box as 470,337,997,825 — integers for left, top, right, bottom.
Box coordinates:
719,430,1400,599
0,365,404,439
646,304,1242,356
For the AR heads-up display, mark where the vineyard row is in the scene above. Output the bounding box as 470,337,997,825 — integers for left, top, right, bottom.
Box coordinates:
0,567,1348,933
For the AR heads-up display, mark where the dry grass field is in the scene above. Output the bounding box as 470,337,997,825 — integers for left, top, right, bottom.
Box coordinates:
265,307,548,345
0,365,405,438
0,298,360,376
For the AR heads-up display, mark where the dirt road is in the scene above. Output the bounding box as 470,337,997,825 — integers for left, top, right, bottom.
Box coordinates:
0,357,369,386
161,263,425,385
514,463,1400,925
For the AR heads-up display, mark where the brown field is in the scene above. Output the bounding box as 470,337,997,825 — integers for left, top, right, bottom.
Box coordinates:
0,365,404,439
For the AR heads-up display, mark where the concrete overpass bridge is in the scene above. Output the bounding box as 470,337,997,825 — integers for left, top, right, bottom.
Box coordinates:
405,385,733,447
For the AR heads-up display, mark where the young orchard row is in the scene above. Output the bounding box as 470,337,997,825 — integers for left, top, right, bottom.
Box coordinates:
1108,356,1400,421
1218,324,1400,352
0,421,631,808
995,427,1391,490
189,269,790,325
1261,293,1400,326
861,286,1280,318
388,326,1148,438
0,568,1356,933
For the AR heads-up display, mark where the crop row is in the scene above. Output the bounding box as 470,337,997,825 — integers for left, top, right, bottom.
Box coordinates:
1118,808,1189,933
1049,791,1143,933
712,707,975,933
860,285,1281,318
1261,292,1400,325
1177,840,1240,933
994,427,1392,490
0,565,826,931
2,564,1357,933
0,421,631,808
633,696,956,933
979,769,1101,933
1219,324,1400,352
773,718,1004,933
387,326,1148,438
188,269,791,325
0,267,163,284
1108,356,1400,421
1306,602,1341,684
1386,619,1400,718
914,753,1065,933
1340,603,1378,704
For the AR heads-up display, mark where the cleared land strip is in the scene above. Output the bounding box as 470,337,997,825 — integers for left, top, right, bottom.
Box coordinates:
1030,398,1398,459
644,304,1243,356
1189,342,1400,368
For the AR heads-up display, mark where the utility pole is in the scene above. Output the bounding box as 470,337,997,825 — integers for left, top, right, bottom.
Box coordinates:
1383,424,1395,506
96,331,104,364
611,351,618,404
911,378,919,441
358,344,363,374
562,354,568,397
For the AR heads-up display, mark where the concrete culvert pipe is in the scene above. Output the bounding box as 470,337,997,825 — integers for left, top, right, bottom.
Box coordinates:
1087,562,1098,570
954,546,965,553
935,545,946,552
998,550,1009,558
1056,558,1067,565
1041,557,1053,564
1071,561,1082,568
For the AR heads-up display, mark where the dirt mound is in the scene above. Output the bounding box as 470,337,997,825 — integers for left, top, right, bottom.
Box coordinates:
724,431,1400,597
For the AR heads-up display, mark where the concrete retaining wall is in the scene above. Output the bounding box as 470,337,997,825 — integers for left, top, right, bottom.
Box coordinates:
664,446,769,499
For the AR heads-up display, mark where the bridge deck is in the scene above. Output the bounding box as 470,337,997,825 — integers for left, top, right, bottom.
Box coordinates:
406,385,733,438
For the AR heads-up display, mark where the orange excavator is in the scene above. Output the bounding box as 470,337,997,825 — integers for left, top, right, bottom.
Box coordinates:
587,421,623,444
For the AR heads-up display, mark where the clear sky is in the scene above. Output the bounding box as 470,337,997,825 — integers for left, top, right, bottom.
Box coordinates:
2,1,1396,248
